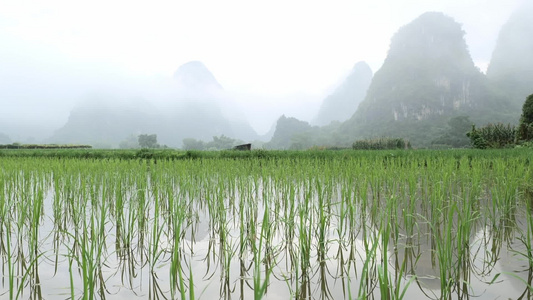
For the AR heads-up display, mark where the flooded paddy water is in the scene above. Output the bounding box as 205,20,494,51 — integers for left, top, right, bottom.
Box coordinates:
1,152,532,299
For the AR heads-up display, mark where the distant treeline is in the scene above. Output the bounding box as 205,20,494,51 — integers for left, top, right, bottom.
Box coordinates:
0,144,92,149
352,137,411,150
467,94,533,149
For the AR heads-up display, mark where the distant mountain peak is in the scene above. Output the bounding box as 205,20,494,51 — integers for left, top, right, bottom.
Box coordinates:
312,61,372,126
340,11,506,147
173,61,222,91
486,3,533,108
386,11,473,69
351,61,372,73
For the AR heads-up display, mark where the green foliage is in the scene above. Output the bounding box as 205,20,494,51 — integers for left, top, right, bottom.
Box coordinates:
2,147,533,163
432,116,472,148
522,94,533,124
0,143,92,149
466,125,487,149
352,137,411,150
518,94,533,141
207,135,238,150
182,135,241,151
2,148,533,298
467,94,533,149
518,123,533,142
138,134,159,149
467,123,517,149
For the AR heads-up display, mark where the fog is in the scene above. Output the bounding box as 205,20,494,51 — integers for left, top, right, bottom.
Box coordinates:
0,0,525,145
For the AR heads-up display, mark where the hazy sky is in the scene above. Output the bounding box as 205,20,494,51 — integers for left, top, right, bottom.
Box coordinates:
0,0,525,137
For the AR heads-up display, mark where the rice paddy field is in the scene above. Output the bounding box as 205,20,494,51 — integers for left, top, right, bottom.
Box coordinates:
1,149,533,299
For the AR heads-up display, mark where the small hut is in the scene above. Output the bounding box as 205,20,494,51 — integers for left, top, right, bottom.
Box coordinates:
233,143,252,151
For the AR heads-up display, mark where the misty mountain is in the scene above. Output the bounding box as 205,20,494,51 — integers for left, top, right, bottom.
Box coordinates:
341,12,514,147
0,117,60,144
487,2,533,109
265,115,316,149
260,122,277,142
50,96,158,147
173,61,223,92
50,61,258,147
160,61,258,145
313,62,372,126
264,115,349,150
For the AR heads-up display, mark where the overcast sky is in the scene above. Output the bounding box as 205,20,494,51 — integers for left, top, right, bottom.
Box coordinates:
0,0,525,137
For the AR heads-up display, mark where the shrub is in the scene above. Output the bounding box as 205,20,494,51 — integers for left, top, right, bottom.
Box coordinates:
352,137,411,150
467,123,516,149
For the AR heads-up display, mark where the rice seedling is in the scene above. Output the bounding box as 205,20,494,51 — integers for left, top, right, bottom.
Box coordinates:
0,149,532,299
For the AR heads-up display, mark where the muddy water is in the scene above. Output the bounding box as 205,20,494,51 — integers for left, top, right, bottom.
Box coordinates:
1,185,532,300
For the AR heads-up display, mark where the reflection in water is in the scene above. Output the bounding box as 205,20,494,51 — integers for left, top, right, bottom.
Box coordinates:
0,157,532,299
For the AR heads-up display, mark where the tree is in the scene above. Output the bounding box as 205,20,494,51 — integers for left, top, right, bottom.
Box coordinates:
518,94,533,141
467,123,516,149
182,138,205,150
466,125,488,149
206,135,237,150
119,135,140,149
290,132,314,150
138,134,159,148
431,116,472,148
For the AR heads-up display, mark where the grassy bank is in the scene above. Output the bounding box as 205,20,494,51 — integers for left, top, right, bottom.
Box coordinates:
0,147,532,161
